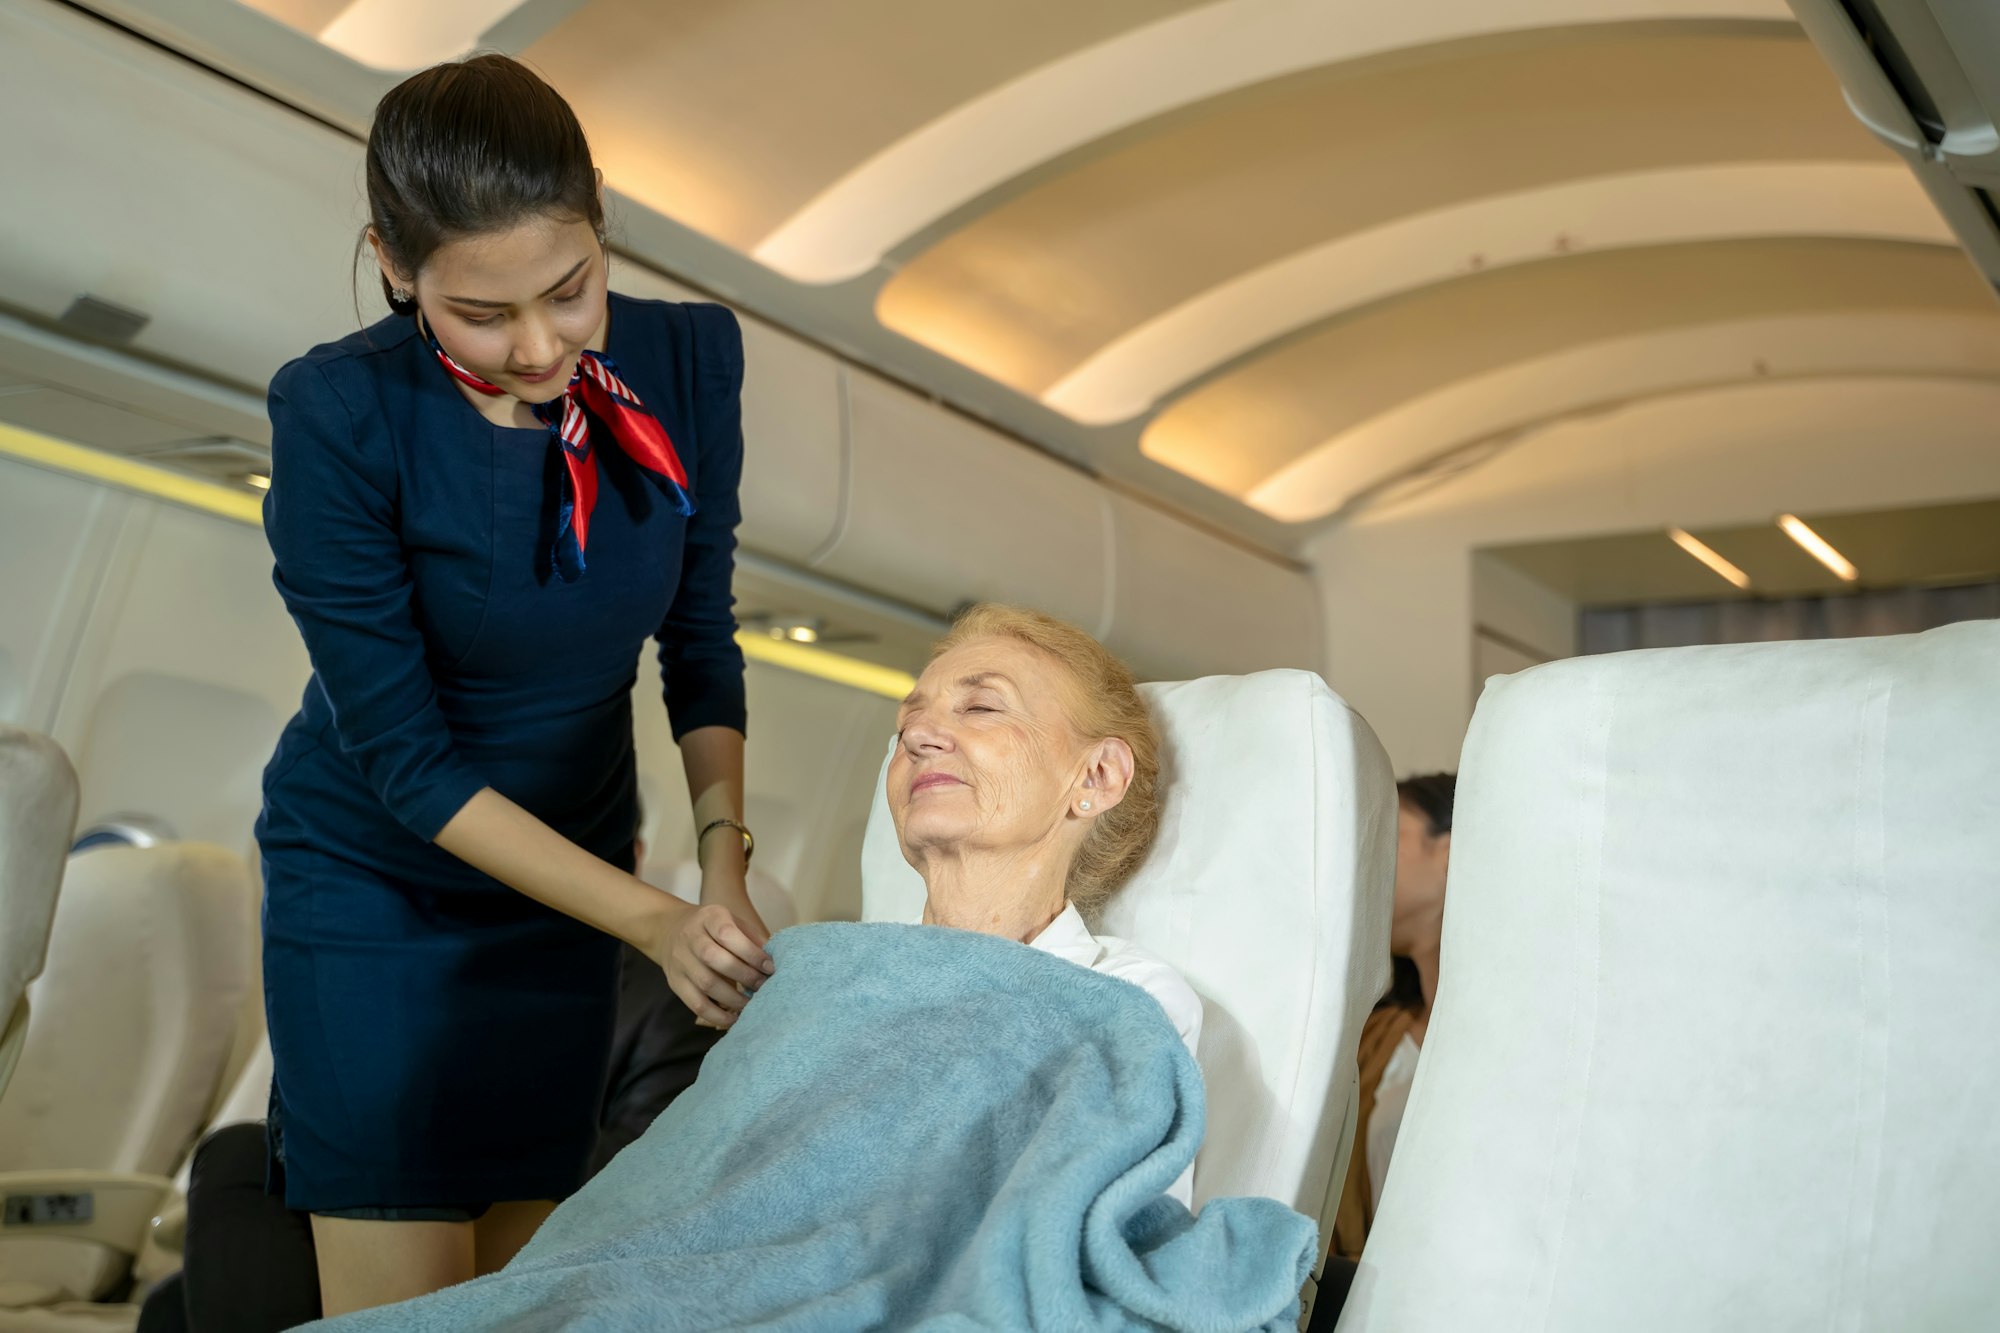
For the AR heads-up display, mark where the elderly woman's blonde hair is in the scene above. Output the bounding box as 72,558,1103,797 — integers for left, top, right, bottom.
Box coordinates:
932,604,1161,916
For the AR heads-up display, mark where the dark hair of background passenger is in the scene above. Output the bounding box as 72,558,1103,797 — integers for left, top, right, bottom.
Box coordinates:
1396,772,1456,838
1384,772,1457,1011
352,54,604,321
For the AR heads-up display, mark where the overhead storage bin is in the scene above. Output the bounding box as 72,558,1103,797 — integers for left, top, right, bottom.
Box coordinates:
812,372,1111,632
0,1,365,394
611,264,846,565
1103,493,1319,682
726,322,844,565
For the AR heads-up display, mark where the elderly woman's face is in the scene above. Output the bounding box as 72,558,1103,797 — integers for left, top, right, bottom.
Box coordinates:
890,635,1092,864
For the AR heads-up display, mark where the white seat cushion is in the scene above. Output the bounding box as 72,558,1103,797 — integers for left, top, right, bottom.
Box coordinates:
863,668,1397,1238
1342,619,2000,1331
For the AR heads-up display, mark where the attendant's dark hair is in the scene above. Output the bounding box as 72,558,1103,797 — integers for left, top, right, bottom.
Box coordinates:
358,54,603,317
1396,772,1456,838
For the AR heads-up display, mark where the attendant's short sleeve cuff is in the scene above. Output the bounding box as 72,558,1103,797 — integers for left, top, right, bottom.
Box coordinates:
400,767,490,843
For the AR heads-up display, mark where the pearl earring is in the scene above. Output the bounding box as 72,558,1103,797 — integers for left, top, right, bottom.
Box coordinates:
1079,800,1091,811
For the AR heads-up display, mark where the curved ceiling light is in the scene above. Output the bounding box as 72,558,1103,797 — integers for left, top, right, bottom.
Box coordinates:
750,0,1791,284
1243,311,2000,521
1043,162,1946,424
319,0,539,71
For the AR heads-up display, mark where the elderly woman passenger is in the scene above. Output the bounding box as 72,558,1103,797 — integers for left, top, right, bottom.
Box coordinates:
888,605,1203,1199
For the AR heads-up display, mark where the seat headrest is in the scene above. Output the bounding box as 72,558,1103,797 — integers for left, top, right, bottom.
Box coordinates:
0,726,79,1057
863,668,1397,1219
1347,618,2000,1330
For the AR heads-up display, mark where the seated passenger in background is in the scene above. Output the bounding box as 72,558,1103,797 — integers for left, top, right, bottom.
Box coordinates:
1332,771,1455,1258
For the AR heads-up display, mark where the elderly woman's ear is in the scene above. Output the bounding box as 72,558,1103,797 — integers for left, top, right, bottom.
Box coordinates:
1074,737,1137,817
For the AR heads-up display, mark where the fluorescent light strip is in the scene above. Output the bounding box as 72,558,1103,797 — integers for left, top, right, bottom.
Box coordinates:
1776,514,1859,582
1,420,917,701
0,421,263,524
1667,527,1752,590
736,633,914,701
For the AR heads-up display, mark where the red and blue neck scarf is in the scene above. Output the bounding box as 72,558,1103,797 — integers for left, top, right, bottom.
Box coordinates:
423,321,694,581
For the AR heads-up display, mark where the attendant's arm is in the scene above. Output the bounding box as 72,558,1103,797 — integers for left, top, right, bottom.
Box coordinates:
656,305,760,932
265,358,765,1025
679,725,768,937
436,789,768,1026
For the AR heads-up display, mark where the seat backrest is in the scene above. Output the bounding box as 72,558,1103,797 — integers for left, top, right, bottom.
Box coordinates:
862,669,1397,1238
0,842,254,1302
1342,619,2000,1332
0,726,79,1103
651,858,800,933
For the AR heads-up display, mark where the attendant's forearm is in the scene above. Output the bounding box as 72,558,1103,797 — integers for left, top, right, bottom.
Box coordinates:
434,787,682,950
679,725,747,877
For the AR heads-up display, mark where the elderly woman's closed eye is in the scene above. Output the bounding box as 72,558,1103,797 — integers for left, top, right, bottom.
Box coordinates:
888,605,1203,1202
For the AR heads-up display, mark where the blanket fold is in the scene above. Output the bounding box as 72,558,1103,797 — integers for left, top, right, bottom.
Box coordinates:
312,922,1316,1331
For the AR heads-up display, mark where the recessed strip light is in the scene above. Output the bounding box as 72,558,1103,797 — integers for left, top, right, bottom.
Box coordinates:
736,632,914,701
1776,514,1858,582
1667,527,1751,590
1,420,923,703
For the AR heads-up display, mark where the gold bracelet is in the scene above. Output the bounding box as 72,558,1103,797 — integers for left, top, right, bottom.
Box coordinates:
697,817,754,865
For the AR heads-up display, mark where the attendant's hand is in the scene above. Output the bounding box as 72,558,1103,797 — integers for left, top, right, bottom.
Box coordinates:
648,895,771,1030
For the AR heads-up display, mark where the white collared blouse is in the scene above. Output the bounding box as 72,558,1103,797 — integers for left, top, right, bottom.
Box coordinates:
1028,901,1204,1207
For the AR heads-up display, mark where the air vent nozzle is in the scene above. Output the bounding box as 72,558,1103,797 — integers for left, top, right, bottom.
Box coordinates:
58,295,151,345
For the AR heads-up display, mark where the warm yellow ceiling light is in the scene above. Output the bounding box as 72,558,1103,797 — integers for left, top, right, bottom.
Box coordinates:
1776,513,1859,582
1667,526,1751,590
735,633,913,701
319,0,525,71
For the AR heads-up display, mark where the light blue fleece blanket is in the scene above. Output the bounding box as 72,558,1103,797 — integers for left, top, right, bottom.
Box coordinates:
312,922,1317,1331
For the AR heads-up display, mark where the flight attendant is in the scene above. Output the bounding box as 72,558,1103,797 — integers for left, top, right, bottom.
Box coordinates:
255,54,769,1316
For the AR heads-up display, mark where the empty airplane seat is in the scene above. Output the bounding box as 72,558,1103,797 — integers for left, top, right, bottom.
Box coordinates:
862,670,1398,1297
0,727,79,1103
1340,619,2000,1331
0,844,254,1322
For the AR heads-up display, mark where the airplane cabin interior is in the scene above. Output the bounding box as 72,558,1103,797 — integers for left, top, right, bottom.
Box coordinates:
0,1,1996,1330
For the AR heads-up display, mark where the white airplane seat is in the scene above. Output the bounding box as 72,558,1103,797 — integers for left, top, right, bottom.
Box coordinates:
1340,619,2000,1331
862,669,1398,1313
0,843,255,1328
0,727,79,1104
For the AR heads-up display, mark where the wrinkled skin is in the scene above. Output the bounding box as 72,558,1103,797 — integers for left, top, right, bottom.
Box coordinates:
889,635,1133,941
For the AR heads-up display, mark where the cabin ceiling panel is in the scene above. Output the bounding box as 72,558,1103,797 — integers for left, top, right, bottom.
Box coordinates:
1339,376,2000,544
1254,308,2000,523
751,0,1796,283
1042,162,1947,425
1138,239,1991,506
876,30,1876,398
58,0,1999,551
516,0,1209,251
243,0,353,35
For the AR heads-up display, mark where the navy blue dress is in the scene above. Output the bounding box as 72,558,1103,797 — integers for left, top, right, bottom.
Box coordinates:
255,293,746,1212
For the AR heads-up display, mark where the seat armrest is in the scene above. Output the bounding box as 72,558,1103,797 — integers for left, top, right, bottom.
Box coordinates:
0,1170,174,1257
149,1198,188,1253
